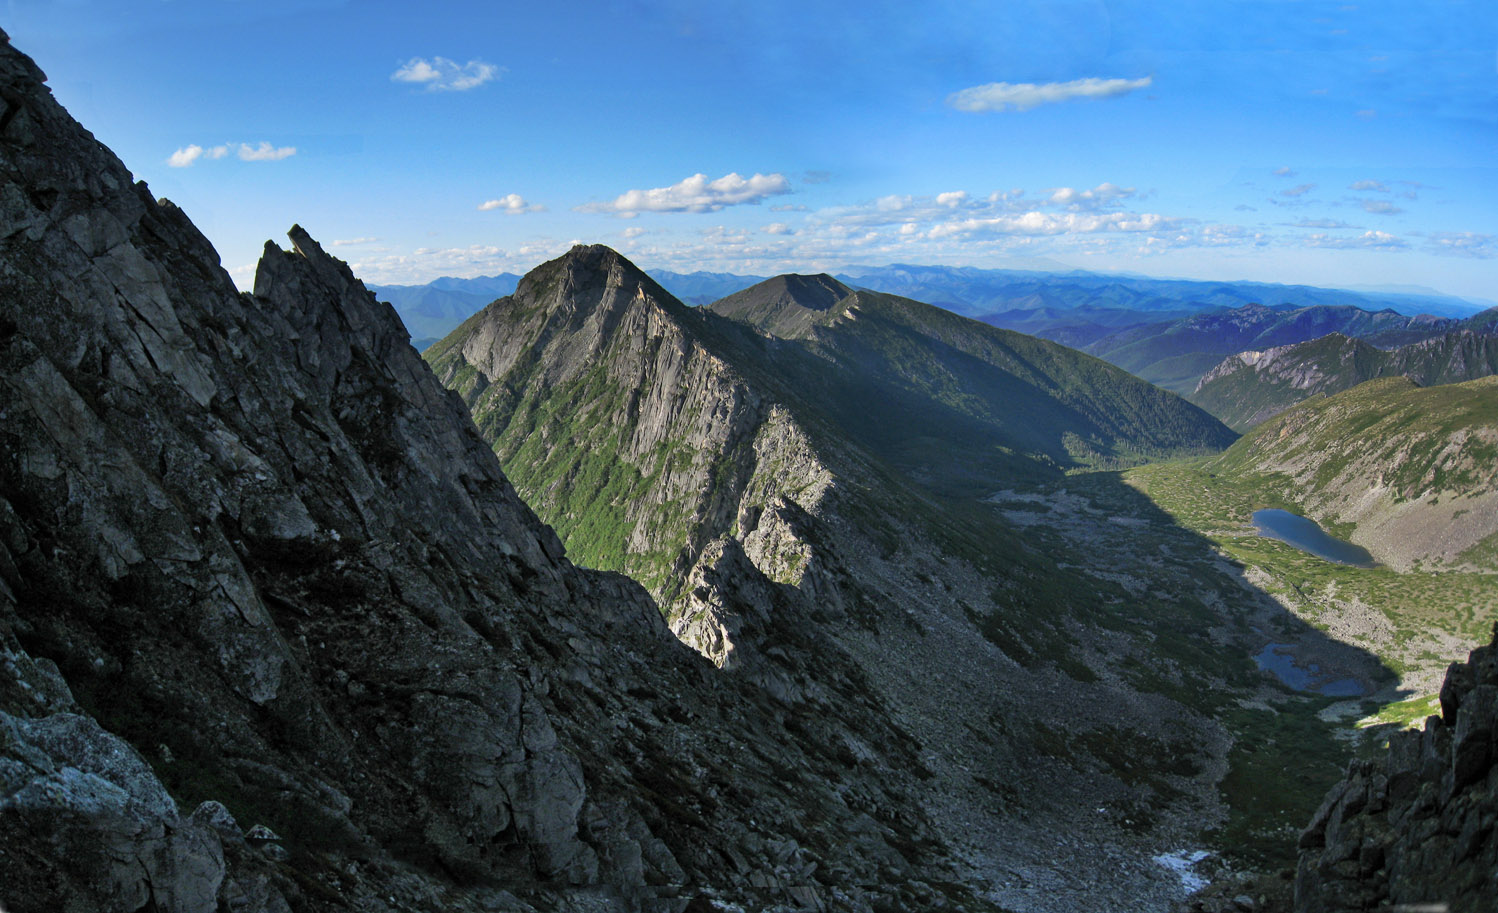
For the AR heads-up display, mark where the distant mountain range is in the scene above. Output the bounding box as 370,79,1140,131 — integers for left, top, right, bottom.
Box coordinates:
371,265,1490,351
1192,330,1498,430
1073,303,1470,395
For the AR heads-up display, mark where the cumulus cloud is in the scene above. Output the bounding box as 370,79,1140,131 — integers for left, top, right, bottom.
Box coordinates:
1048,182,1134,210
237,141,296,162
391,56,502,91
762,222,794,235
1350,179,1389,192
621,226,647,239
947,76,1152,113
1280,183,1316,198
1303,230,1407,250
1361,199,1402,214
936,191,969,208
478,193,544,214
169,141,293,166
578,172,792,216
167,145,203,168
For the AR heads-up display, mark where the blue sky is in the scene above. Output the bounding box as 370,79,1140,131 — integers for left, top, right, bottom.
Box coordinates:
7,0,1496,299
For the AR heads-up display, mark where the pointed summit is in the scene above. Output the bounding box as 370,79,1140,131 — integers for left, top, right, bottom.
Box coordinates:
709,273,854,337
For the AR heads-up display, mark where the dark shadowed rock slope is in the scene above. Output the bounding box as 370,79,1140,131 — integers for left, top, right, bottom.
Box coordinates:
0,31,999,913
1295,624,1498,913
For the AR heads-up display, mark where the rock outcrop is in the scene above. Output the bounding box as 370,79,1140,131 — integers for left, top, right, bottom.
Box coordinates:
0,29,985,912
1295,625,1498,913
1192,330,1498,431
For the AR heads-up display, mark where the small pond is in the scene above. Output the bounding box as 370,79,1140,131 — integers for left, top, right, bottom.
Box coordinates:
1254,643,1366,697
1251,509,1376,568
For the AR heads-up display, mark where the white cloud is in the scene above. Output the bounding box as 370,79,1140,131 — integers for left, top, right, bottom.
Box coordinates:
168,145,203,168
1280,183,1315,198
1272,166,1295,177
762,222,794,235
170,141,293,166
1295,219,1355,229
1425,232,1495,258
1048,182,1134,210
332,237,379,246
935,190,968,208
1361,199,1402,214
392,56,501,91
237,141,296,162
578,172,792,216
947,76,1152,113
478,193,545,214
1303,230,1407,250
1349,179,1388,192
621,227,647,239
928,210,1175,239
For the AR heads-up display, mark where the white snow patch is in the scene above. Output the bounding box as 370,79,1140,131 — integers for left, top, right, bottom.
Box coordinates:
1153,849,1212,894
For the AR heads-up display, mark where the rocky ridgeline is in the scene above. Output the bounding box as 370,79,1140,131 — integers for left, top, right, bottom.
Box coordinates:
1193,331,1498,431
1295,625,1498,913
0,30,990,913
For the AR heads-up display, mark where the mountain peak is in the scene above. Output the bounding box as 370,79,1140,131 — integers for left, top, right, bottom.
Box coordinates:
707,272,854,337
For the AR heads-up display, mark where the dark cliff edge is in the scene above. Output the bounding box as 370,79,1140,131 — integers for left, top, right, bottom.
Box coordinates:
1294,624,1498,913
0,30,986,913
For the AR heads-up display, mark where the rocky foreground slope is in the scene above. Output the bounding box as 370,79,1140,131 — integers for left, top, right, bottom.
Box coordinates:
1295,624,1498,913
0,31,997,912
1192,331,1498,431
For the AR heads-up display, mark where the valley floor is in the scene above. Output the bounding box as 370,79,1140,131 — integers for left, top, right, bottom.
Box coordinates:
978,459,1495,884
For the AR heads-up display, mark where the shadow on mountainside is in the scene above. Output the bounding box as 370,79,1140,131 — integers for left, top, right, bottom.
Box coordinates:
975,464,1400,872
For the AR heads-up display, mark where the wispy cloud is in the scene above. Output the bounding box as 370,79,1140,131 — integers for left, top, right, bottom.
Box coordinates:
168,141,294,167
578,172,792,216
1295,219,1356,229
1349,179,1388,192
1272,166,1295,177
237,141,297,162
1280,183,1316,198
1360,199,1402,214
1303,230,1407,250
947,76,1152,113
478,193,545,214
332,237,379,246
391,56,502,91
1425,232,1496,258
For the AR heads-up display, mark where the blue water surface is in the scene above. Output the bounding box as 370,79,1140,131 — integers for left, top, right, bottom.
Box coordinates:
1254,643,1366,697
1252,509,1376,568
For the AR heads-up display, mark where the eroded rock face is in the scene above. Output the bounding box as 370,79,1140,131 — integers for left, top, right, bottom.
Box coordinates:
0,28,975,913
1295,626,1498,913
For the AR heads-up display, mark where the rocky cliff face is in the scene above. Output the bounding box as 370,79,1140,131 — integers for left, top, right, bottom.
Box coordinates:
0,31,992,913
1295,625,1498,913
1193,331,1498,431
426,244,1281,912
425,247,837,606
